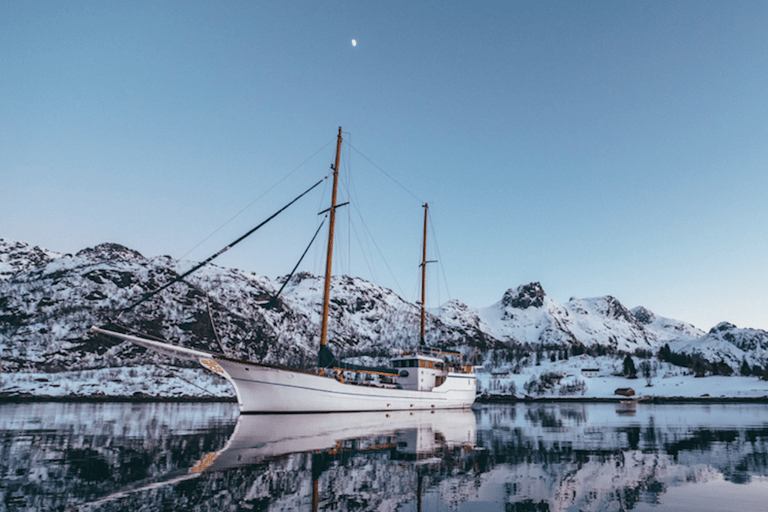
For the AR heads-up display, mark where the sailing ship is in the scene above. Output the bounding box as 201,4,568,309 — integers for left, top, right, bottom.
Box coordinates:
91,128,476,413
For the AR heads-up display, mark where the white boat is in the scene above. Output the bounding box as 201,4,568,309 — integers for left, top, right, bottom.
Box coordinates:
91,127,476,413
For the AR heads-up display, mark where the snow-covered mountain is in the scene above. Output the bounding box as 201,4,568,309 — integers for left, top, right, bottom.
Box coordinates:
671,321,768,371
0,239,62,281
2,238,767,397
440,282,705,352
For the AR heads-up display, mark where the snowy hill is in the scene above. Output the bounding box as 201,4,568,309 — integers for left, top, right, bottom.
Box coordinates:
2,238,767,398
447,282,704,352
0,239,61,281
671,322,768,372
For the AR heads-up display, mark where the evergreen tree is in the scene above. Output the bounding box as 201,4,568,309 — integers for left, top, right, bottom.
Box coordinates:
623,354,637,379
741,359,752,376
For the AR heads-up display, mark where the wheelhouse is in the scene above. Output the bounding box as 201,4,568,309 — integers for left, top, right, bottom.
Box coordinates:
390,353,448,391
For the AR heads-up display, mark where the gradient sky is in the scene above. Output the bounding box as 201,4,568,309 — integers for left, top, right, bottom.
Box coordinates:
2,1,767,332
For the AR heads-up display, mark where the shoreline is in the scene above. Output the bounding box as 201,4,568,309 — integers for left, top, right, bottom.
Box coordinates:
0,393,237,404
2,393,768,405
476,395,768,404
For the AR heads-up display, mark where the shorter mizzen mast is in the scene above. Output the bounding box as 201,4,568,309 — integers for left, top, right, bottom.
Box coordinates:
419,203,436,347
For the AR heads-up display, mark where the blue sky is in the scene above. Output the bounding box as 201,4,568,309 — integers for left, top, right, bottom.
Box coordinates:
2,1,767,331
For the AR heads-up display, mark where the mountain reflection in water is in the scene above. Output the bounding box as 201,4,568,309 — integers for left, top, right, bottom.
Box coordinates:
1,402,768,511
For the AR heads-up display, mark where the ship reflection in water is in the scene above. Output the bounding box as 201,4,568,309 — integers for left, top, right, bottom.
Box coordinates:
2,402,768,511
186,409,479,512
198,408,477,471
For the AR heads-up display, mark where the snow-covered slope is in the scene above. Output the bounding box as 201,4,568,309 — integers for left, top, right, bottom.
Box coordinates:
672,322,768,371
0,239,61,281
1,238,767,398
0,239,465,382
469,282,704,352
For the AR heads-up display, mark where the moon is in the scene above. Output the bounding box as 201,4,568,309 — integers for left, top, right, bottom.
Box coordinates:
351,39,357,47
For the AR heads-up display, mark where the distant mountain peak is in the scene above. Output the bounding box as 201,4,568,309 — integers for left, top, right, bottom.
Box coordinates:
501,282,546,309
631,306,656,325
711,321,737,333
75,243,145,262
599,295,637,324
0,238,62,281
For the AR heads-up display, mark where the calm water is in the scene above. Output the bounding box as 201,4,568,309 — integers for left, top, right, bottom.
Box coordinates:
2,401,768,511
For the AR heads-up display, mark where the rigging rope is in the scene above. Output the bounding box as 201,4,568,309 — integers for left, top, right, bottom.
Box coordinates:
118,176,327,316
236,217,327,353
349,200,405,298
204,292,228,356
269,216,327,306
427,207,452,303
345,141,424,204
179,138,336,261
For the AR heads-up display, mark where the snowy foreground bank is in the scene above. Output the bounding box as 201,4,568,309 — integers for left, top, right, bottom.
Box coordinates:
0,365,235,400
475,354,768,401
4,354,768,401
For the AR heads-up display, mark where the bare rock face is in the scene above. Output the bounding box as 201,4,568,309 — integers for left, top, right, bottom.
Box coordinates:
598,295,639,325
501,282,546,309
0,239,62,281
711,321,737,334
632,306,656,325
75,243,145,262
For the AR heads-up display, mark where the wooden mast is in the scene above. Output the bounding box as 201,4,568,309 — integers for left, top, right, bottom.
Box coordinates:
320,127,343,349
420,203,428,346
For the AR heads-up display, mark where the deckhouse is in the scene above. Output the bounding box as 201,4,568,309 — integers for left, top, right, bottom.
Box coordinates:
391,353,449,391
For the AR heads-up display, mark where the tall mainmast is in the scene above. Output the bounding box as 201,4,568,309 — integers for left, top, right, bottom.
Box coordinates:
320,127,343,349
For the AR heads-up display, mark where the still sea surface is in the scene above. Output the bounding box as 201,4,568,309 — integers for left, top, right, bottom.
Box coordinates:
1,401,767,511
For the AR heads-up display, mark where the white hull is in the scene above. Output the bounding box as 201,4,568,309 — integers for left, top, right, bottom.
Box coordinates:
90,327,477,413
213,357,476,413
